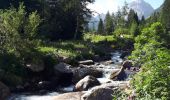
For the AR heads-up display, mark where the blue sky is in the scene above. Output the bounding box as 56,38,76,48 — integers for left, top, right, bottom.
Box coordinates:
88,0,164,15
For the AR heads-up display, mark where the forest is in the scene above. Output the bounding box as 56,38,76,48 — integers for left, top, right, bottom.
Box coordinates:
0,0,170,100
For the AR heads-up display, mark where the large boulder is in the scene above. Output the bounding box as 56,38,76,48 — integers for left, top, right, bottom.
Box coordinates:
26,60,45,72
81,87,115,100
0,82,10,100
53,92,86,100
74,75,100,91
54,63,73,86
72,67,103,83
110,66,127,81
122,60,133,70
81,81,129,100
96,81,130,89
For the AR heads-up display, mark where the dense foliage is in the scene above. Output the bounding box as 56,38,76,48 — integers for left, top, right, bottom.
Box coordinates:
130,22,170,99
0,3,41,62
97,18,104,34
161,0,170,31
0,0,94,40
0,3,42,86
104,12,114,34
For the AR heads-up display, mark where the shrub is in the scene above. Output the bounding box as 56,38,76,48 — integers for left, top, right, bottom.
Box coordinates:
129,22,170,99
0,3,41,84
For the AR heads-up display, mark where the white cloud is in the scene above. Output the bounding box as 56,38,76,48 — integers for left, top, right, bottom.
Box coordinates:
87,0,119,16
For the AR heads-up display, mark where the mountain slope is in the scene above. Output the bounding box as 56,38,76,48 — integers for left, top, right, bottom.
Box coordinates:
129,0,154,18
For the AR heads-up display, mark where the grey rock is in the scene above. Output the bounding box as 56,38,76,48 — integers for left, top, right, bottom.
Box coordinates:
74,75,100,91
0,82,10,100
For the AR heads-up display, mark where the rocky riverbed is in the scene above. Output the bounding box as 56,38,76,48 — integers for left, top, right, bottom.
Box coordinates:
6,51,137,100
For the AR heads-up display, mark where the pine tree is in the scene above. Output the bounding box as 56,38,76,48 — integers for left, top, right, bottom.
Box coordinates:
161,0,170,30
141,15,145,25
127,9,139,27
127,9,135,27
134,13,139,25
122,1,129,16
112,13,117,28
122,1,129,27
97,18,104,34
104,12,114,34
115,7,122,27
130,22,139,37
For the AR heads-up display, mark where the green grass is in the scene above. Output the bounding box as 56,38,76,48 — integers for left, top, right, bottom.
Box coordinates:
83,33,116,43
37,40,94,61
37,33,119,64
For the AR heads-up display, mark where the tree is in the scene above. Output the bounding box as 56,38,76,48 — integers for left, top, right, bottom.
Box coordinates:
97,18,104,34
42,0,94,40
115,7,122,28
112,13,116,27
140,15,145,25
104,12,114,34
0,0,46,13
134,13,139,25
127,9,139,27
161,0,170,30
121,1,129,27
0,0,95,40
130,22,139,37
122,1,129,16
0,3,41,58
146,12,160,27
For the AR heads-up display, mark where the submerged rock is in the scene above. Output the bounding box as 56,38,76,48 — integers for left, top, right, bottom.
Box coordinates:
53,91,86,100
122,60,133,70
81,81,129,100
109,66,127,80
74,75,100,91
81,87,115,100
72,67,103,83
0,82,10,100
54,63,73,74
96,81,129,89
78,60,94,65
54,63,73,86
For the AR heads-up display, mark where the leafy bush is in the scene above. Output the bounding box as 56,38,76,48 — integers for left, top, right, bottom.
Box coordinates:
0,3,41,84
129,22,170,99
132,49,170,99
113,28,130,37
130,22,140,37
0,3,41,61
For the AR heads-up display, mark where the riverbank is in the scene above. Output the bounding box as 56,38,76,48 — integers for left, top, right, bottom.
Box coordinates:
0,33,134,100
8,51,136,100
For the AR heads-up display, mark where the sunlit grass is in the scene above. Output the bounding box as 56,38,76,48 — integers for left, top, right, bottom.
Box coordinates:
83,33,116,43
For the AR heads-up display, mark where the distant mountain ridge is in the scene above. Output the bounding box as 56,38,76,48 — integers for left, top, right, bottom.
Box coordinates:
88,0,155,30
129,0,154,18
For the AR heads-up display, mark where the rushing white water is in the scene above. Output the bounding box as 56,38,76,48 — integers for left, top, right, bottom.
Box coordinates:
8,92,59,100
8,85,74,100
97,51,123,84
8,51,125,100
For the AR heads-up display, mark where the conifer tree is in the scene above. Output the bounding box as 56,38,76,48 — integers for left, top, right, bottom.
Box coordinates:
130,22,139,37
97,18,104,34
141,15,145,25
127,9,139,27
105,12,114,34
161,0,170,30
